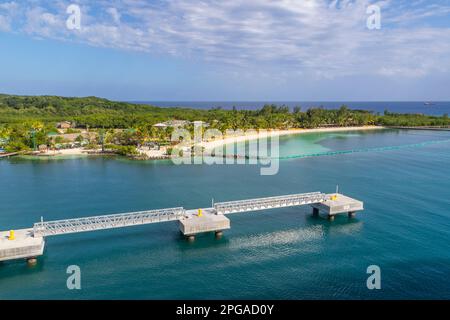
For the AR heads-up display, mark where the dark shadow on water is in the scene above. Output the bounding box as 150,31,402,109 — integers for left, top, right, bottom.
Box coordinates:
47,223,180,247
305,213,364,236
42,223,232,259
175,231,231,251
0,256,46,277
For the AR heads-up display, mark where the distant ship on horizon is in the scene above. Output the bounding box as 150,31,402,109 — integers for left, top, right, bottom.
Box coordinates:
424,102,436,106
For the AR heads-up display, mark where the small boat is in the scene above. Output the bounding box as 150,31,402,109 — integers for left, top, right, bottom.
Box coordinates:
424,102,435,106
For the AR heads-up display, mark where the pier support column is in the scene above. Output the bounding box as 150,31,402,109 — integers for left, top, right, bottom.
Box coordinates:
186,235,195,242
215,231,223,239
348,211,356,218
312,208,319,217
327,215,335,222
27,257,37,267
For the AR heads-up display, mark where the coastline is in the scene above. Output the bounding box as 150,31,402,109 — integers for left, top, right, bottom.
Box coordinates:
18,148,95,160
7,126,386,160
199,125,386,150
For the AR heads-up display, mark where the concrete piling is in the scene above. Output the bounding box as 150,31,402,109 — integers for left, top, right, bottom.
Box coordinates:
26,257,37,267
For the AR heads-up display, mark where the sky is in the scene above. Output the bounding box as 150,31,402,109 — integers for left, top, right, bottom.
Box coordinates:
0,0,449,101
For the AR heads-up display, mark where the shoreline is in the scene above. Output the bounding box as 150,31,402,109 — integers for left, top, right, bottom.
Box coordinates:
199,125,386,150
6,126,386,160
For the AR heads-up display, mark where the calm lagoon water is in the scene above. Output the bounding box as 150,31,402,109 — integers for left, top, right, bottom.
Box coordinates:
0,129,449,299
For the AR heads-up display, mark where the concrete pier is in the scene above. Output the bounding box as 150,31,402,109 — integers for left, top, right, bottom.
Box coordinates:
0,229,45,263
0,191,364,264
311,194,363,218
179,209,231,239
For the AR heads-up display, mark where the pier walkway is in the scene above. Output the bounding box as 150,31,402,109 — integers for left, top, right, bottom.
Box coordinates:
33,207,185,237
1,191,363,265
214,192,326,215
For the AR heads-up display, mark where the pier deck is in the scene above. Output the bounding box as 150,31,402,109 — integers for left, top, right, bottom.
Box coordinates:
0,229,44,263
312,193,364,216
179,209,230,238
0,191,364,264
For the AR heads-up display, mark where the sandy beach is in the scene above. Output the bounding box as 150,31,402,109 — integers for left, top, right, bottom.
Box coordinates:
137,147,168,159
199,126,385,150
40,148,88,156
34,148,102,158
32,126,385,158
38,146,169,159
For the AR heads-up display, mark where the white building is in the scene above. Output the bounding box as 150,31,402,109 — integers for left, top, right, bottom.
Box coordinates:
153,123,169,128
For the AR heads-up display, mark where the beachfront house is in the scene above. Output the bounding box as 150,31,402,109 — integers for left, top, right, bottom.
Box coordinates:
47,132,59,140
57,121,73,129
153,123,168,129
154,120,191,129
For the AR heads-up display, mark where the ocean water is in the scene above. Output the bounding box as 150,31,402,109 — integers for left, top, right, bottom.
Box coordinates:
0,129,450,299
134,101,450,116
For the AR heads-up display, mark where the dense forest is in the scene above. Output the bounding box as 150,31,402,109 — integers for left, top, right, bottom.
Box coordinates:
1,94,449,129
1,94,449,153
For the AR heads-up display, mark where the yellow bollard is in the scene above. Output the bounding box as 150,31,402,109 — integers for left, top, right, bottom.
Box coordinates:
198,209,203,217
8,230,15,240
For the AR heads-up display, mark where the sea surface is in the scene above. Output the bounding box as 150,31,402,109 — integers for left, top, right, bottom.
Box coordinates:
0,129,450,299
134,101,450,116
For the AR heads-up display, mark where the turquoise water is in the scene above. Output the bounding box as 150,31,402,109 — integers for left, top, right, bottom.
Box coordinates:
1,129,450,299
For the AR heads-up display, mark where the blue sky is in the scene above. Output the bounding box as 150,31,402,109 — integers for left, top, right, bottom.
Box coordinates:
0,0,450,101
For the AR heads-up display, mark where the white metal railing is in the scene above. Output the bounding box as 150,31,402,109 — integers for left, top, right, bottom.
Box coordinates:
214,192,327,215
31,192,329,237
33,207,185,237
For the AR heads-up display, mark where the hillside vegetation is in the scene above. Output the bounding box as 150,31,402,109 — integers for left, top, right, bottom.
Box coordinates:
1,94,449,153
1,94,449,129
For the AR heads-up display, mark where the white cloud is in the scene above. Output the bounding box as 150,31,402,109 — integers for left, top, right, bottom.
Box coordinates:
23,6,65,39
0,1,19,31
2,0,450,79
107,7,121,24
